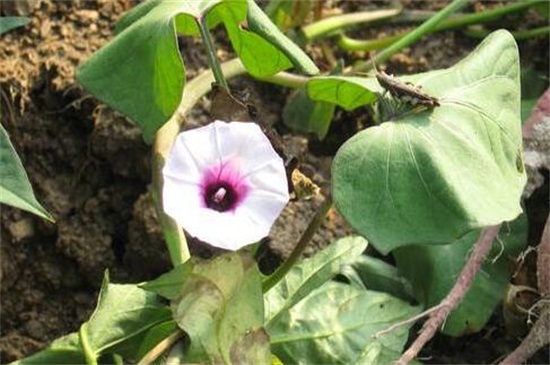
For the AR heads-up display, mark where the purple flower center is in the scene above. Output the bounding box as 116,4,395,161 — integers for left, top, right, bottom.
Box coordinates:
200,160,249,212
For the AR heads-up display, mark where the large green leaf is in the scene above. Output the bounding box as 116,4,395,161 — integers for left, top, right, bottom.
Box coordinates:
78,0,317,142
394,213,527,337
265,236,368,327
76,0,188,143
79,274,172,361
268,281,420,364
332,30,526,253
171,251,269,364
0,123,53,221
9,333,84,365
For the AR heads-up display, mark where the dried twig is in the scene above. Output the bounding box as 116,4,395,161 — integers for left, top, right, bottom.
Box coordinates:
499,305,550,365
499,214,550,364
397,224,502,365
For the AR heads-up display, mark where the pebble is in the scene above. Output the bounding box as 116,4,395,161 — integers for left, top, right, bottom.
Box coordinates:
8,218,35,242
74,10,100,24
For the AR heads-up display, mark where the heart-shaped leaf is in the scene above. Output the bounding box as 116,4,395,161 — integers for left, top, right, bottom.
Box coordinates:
78,0,317,142
268,281,420,364
77,1,189,143
394,213,527,337
332,30,526,253
171,251,269,364
0,123,53,221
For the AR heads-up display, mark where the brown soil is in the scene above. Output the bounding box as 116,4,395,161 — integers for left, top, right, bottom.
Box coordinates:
0,0,548,364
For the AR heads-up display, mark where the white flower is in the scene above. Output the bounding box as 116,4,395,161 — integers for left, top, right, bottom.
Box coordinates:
162,120,290,250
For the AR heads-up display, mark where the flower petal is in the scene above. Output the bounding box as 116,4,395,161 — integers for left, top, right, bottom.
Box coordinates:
162,120,290,250
212,120,285,176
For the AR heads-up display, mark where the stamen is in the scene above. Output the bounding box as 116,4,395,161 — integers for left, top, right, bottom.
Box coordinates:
213,187,227,203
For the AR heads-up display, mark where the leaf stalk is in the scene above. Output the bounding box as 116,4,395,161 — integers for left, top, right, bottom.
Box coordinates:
302,9,402,41
198,17,229,91
355,0,470,72
339,0,545,52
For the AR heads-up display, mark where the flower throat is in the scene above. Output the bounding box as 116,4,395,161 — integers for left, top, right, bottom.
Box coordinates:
204,183,237,212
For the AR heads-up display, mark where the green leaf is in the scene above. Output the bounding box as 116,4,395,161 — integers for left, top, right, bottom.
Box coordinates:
171,251,269,364
0,123,53,221
140,261,195,300
306,76,380,110
268,281,421,364
282,89,335,139
0,16,30,35
114,0,162,34
332,30,526,253
218,1,293,78
394,213,527,337
356,342,422,365
77,1,187,143
265,236,368,327
79,273,172,361
264,0,312,31
78,0,316,142
246,0,319,76
108,320,178,362
341,255,413,302
9,333,84,365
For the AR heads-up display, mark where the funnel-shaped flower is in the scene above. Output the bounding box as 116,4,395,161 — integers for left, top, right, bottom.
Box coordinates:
162,120,290,250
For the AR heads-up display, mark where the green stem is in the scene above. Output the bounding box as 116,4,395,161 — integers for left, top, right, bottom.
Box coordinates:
338,33,402,52
198,17,229,91
262,195,333,293
339,0,543,52
464,25,550,40
260,71,309,88
152,59,246,267
355,0,470,72
302,8,402,41
503,25,550,40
